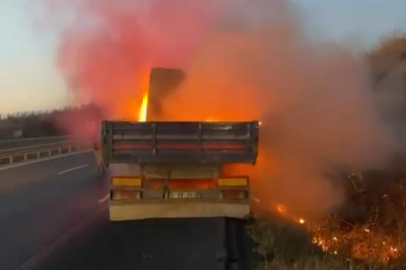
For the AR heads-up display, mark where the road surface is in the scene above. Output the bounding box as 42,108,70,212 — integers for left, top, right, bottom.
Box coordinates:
0,152,250,270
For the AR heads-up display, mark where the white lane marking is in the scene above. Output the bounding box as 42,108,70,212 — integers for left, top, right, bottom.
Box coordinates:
57,164,89,175
98,193,110,203
0,150,92,171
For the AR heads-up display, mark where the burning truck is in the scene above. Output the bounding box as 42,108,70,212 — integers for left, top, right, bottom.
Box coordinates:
101,68,259,221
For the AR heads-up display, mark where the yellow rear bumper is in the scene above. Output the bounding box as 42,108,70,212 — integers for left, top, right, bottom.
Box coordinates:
109,200,250,221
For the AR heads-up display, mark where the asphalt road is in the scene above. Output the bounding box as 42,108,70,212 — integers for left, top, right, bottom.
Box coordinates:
0,152,107,270
32,213,228,270
0,152,246,270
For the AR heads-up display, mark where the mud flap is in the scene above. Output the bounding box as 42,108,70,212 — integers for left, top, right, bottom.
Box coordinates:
94,149,106,175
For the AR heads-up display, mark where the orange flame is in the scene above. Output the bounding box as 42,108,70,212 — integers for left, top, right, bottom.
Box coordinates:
138,92,148,122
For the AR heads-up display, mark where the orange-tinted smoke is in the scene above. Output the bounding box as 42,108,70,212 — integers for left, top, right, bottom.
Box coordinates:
43,0,220,142
49,0,218,121
161,0,397,217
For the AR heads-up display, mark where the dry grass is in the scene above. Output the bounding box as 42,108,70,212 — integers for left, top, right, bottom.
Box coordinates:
247,214,406,270
248,182,406,270
255,256,358,270
248,175,406,269
248,214,361,270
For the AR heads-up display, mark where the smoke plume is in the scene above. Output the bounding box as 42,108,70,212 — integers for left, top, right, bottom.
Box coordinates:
45,0,396,217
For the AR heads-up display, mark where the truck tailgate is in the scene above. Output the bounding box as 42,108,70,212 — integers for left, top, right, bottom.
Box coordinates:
102,121,259,164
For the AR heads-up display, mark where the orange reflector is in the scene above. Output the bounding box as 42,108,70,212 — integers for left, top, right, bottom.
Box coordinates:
111,177,142,187
111,190,141,201
220,190,247,200
218,177,248,187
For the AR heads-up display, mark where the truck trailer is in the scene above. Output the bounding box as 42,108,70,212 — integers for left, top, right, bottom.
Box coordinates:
102,120,259,220
101,68,259,221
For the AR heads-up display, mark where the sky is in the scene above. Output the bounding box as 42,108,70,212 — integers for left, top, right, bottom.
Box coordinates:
0,0,405,116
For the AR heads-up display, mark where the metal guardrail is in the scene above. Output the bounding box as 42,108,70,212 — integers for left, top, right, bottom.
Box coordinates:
0,140,92,167
0,136,71,151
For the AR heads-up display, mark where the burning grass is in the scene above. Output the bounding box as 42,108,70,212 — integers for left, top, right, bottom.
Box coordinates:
249,217,405,270
249,175,406,270
248,214,356,270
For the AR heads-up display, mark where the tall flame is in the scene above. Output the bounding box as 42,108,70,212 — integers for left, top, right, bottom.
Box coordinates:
138,92,148,122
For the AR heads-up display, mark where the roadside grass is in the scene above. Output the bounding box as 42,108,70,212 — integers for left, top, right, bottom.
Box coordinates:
248,213,406,270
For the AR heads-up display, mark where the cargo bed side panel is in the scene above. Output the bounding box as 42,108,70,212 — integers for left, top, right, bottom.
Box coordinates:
102,121,259,165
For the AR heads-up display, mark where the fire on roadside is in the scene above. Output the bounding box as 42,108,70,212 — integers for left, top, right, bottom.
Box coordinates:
310,224,401,264
271,203,403,264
